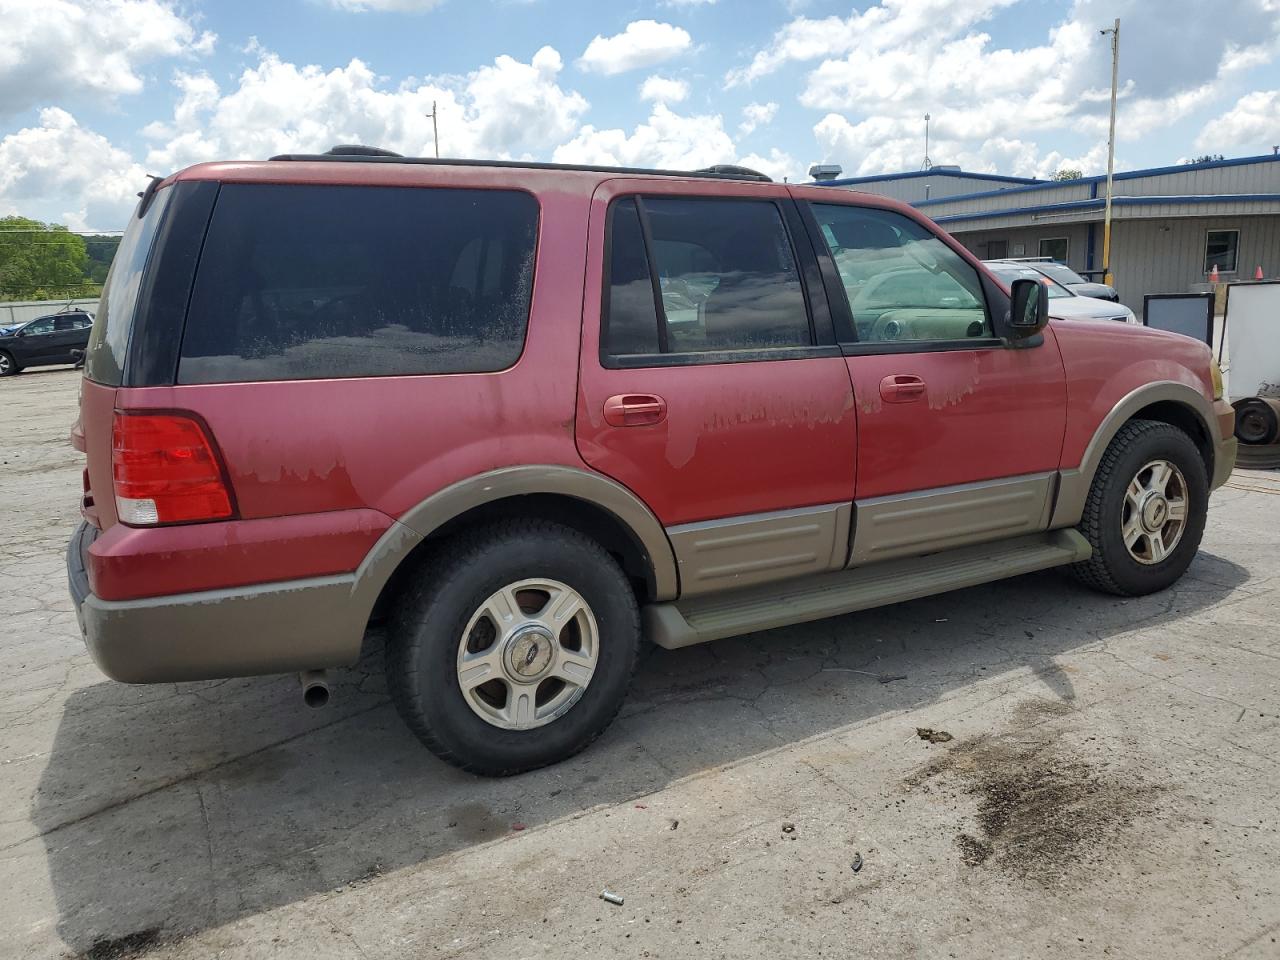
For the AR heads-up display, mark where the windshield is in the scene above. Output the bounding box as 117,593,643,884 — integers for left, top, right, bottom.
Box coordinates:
1034,261,1087,286
988,264,1073,299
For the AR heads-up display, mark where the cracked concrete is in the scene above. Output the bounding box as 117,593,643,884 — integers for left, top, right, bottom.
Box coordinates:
2,366,1278,959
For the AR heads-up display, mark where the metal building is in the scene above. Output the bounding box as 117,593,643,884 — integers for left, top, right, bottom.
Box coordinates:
815,153,1280,311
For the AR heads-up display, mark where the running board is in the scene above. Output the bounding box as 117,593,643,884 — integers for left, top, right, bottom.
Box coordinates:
644,529,1091,650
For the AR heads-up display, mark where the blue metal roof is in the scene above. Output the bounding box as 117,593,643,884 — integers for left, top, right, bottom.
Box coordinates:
928,192,1280,225
910,152,1280,208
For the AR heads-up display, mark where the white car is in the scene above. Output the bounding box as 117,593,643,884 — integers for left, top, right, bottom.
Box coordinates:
984,262,1138,324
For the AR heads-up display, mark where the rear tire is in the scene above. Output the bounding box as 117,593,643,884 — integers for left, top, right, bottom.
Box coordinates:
1070,419,1208,596
386,520,641,776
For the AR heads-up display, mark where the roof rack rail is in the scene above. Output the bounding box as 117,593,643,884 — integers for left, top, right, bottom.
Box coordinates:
268,147,773,182
325,144,404,158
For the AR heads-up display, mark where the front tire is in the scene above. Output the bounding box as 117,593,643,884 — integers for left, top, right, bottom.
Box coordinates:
386,520,641,776
0,351,17,377
1071,419,1208,596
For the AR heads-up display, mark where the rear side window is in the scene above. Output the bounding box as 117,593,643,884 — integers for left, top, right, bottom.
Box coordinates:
602,195,811,360
178,184,539,384
85,187,171,385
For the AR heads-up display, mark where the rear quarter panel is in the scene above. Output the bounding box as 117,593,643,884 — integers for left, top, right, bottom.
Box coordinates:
1052,318,1215,468
112,174,593,524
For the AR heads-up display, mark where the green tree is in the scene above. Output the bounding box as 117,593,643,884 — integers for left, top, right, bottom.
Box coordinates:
1186,154,1224,164
1052,168,1082,181
0,216,92,300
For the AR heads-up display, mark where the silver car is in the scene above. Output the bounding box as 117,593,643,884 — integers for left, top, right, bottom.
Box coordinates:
984,262,1137,324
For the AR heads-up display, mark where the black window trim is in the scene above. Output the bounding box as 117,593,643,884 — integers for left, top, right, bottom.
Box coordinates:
600,192,833,369
798,198,1008,353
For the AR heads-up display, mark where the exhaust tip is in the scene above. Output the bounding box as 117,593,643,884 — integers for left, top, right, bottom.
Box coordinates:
303,683,330,708
299,669,330,708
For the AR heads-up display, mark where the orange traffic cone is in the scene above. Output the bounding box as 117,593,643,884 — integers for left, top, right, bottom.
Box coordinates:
1256,265,1265,280
1209,264,1220,283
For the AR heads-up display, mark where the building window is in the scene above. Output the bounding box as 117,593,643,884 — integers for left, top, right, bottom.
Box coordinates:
987,239,1008,259
1204,229,1239,274
1039,237,1069,263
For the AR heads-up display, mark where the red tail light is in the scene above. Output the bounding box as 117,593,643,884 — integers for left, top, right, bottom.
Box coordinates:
111,412,235,525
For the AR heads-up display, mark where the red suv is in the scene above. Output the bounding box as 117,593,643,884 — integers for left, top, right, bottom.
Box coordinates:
67,148,1237,775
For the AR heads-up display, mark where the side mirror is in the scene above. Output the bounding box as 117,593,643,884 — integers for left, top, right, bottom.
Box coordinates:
1008,277,1050,338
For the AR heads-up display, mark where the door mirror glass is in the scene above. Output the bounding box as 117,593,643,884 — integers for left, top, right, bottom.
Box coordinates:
1009,278,1049,337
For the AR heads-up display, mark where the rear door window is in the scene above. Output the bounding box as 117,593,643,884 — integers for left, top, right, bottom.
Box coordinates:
178,184,539,384
602,195,812,361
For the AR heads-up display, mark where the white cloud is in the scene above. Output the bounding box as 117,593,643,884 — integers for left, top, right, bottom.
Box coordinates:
639,75,689,103
661,0,715,5
813,112,1111,180
0,0,215,117
1197,89,1280,152
739,101,778,135
737,148,799,182
0,108,149,230
739,0,1280,177
578,21,692,76
144,46,589,170
553,103,733,170
326,0,444,9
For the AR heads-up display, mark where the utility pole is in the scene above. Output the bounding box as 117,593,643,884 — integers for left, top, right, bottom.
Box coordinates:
922,113,932,171
1100,18,1120,287
426,100,439,158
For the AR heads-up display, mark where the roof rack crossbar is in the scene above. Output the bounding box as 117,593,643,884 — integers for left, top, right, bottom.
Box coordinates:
268,151,772,182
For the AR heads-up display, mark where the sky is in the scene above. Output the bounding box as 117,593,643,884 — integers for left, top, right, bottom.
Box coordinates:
1,0,1278,231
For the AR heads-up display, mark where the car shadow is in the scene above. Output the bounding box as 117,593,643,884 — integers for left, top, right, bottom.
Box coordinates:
31,552,1248,954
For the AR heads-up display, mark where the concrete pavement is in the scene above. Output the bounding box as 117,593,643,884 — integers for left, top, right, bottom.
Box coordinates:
2,367,1277,959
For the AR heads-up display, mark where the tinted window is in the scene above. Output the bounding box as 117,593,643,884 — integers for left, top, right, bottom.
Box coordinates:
1035,261,1085,285
86,187,171,385
178,184,538,384
54,316,76,332
812,204,989,343
603,199,661,355
602,196,811,358
25,317,54,335
987,264,1072,299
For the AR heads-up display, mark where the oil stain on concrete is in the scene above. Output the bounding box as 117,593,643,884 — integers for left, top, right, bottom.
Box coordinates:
905,699,1160,885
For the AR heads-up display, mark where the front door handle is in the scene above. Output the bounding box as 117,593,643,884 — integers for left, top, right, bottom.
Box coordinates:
880,374,927,403
604,394,667,427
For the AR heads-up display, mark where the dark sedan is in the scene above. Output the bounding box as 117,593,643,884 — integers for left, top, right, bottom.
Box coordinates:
0,311,94,376
988,259,1119,302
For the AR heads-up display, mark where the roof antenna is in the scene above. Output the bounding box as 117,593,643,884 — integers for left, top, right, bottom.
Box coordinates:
922,113,932,171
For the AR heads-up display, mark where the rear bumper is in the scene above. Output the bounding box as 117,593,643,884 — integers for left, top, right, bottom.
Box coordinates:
67,521,367,682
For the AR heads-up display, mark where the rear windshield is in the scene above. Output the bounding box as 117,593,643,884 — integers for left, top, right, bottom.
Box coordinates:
987,264,1073,299
177,184,539,384
84,187,171,385
1035,261,1086,285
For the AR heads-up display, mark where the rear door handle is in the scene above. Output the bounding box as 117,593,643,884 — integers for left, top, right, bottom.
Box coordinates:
604,394,667,427
879,374,927,403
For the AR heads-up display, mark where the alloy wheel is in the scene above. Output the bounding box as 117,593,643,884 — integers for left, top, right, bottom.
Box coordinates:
455,578,599,730
1121,459,1189,565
